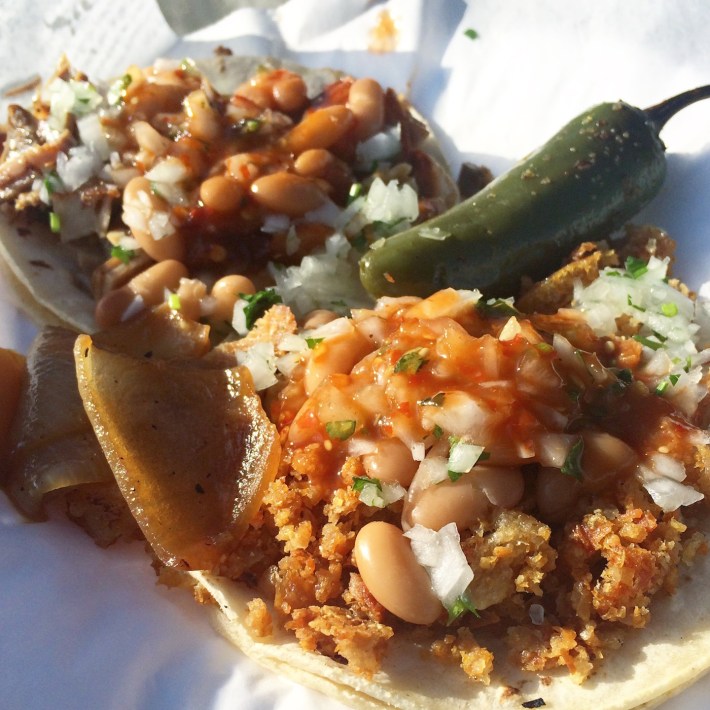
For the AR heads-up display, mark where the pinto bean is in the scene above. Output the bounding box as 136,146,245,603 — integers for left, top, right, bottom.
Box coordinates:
406,466,525,532
122,177,185,262
183,89,221,143
272,74,308,113
354,521,441,625
347,78,385,141
283,105,354,155
94,259,188,328
210,274,256,323
304,326,374,395
472,466,525,508
250,172,326,216
362,438,419,487
293,148,353,201
409,478,490,531
199,175,244,212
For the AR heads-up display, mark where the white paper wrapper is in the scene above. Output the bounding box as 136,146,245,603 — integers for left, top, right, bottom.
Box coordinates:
1,1,710,709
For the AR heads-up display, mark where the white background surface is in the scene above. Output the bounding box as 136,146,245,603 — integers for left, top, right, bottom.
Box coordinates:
2,1,710,708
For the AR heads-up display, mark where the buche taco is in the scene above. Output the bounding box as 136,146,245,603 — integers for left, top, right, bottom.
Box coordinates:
2,54,710,710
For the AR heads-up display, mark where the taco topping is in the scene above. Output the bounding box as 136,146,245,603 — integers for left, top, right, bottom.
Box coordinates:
5,235,706,689
3,57,710,707
0,56,457,331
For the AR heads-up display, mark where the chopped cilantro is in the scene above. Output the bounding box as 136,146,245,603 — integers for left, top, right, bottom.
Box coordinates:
633,334,664,351
168,293,181,310
43,170,62,198
616,368,633,384
352,476,382,493
305,337,324,349
107,73,132,106
661,301,679,317
463,28,479,40
347,182,363,204
626,294,645,312
476,298,519,318
325,420,356,441
624,256,648,279
49,211,61,233
111,245,135,265
535,342,554,353
433,424,444,439
561,438,584,481
655,373,681,395
371,218,407,238
394,348,428,374
240,118,262,133
241,289,282,330
446,593,480,624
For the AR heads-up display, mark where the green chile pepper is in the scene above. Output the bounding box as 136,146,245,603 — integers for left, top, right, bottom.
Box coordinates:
359,86,710,298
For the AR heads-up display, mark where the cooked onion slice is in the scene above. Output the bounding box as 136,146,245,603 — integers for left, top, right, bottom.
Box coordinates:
1,328,114,519
74,335,280,571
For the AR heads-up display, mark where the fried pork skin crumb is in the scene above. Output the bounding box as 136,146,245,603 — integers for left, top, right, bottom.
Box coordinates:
560,504,686,628
245,597,273,638
462,510,556,611
507,625,593,683
287,605,393,677
431,628,494,685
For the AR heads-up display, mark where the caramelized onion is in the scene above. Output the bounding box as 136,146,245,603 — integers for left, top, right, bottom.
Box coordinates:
1,328,113,519
74,334,281,571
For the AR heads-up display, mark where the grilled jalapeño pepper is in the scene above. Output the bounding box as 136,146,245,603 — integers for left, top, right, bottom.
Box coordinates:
359,87,710,298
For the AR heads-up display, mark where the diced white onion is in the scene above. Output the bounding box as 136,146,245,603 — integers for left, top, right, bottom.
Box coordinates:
360,177,418,225
404,523,474,609
231,299,249,336
77,114,111,160
355,125,401,164
145,157,189,183
536,433,577,468
642,475,704,512
268,234,372,319
236,342,278,391
498,316,522,342
410,442,426,462
358,480,406,508
262,214,291,233
448,441,485,474
278,334,309,353
56,146,102,191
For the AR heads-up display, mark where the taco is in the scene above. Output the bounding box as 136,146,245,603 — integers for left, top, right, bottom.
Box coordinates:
0,53,458,333
3,52,710,710
4,228,710,709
